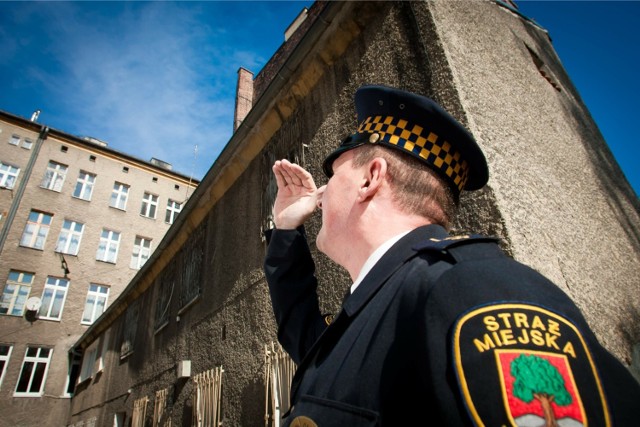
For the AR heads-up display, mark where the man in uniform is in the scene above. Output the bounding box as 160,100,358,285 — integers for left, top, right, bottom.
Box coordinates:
264,85,640,426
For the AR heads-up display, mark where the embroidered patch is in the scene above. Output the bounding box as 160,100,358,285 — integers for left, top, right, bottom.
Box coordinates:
453,303,611,427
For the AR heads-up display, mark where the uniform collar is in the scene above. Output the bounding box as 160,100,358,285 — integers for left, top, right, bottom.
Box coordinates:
343,224,449,317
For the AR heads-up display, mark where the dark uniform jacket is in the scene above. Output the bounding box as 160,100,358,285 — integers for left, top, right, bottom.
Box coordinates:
264,224,640,426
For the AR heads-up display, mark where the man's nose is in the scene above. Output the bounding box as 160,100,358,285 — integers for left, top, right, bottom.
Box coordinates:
316,185,327,209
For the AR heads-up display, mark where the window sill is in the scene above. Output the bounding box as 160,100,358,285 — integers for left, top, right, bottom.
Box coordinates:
178,294,200,316
71,196,92,203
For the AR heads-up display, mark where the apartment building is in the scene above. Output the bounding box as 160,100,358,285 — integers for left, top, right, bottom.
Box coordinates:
0,110,198,426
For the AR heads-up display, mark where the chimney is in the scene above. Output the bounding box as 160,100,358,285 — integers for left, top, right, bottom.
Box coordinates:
234,68,254,132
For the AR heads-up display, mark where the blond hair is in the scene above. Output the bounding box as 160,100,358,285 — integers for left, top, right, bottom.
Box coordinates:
352,145,456,228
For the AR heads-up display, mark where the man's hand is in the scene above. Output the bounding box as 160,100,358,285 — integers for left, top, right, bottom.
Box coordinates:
272,159,319,229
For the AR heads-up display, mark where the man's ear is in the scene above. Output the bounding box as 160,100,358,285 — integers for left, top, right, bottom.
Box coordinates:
357,157,387,202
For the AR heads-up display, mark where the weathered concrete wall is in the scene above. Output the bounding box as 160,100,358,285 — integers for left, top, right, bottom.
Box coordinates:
424,0,640,372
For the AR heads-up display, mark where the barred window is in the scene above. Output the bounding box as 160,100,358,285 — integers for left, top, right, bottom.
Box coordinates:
178,222,205,310
120,301,140,358
154,268,175,331
132,396,149,427
192,366,224,427
152,387,171,427
265,342,296,425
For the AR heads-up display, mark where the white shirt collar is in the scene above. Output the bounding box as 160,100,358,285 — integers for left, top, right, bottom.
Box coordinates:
350,231,411,294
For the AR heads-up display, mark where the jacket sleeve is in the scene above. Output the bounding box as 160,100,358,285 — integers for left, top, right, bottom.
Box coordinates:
264,227,327,364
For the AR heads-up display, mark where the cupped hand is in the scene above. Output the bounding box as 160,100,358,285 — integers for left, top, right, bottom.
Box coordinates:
272,159,319,229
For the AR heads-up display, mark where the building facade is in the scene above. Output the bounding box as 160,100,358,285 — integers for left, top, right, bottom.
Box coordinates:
0,111,198,426
68,1,640,426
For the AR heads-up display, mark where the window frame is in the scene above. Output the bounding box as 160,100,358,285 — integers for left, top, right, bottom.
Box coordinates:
72,171,96,201
20,210,53,250
55,219,85,256
130,236,152,270
9,135,20,146
0,271,34,316
0,162,20,189
165,199,182,224
38,276,70,321
96,229,121,264
109,182,130,210
0,344,13,389
140,192,158,219
14,346,53,397
40,160,68,192
81,284,110,325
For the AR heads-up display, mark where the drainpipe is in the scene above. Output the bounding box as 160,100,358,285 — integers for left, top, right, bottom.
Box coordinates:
0,125,49,253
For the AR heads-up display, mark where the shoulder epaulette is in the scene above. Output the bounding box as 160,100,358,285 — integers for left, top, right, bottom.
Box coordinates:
414,234,499,253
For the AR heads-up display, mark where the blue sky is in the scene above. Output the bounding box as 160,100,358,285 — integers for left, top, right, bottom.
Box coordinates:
0,1,638,197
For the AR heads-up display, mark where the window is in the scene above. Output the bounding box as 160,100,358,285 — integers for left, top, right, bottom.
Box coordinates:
193,366,224,427
20,210,52,250
140,192,158,219
9,135,20,146
81,284,109,325
132,396,149,427
55,220,84,255
0,162,20,189
39,276,69,321
0,345,13,389
120,302,139,358
109,182,129,210
152,388,170,427
96,229,120,263
265,342,295,422
14,346,52,396
73,171,96,201
21,139,33,150
78,347,97,383
130,236,152,270
40,161,67,192
0,271,34,316
165,199,182,224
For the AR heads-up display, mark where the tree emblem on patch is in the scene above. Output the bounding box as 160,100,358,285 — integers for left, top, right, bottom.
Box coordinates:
497,350,584,427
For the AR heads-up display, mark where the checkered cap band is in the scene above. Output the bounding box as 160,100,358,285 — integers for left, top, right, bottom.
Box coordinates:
357,116,470,191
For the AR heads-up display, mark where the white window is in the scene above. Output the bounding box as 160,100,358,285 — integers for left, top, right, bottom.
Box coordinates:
40,161,67,192
0,271,34,316
165,199,182,224
39,276,69,321
140,192,158,219
0,345,13,389
21,139,33,150
96,229,120,263
78,347,97,383
0,162,20,189
9,135,20,146
20,210,52,250
81,284,109,325
55,220,84,255
109,182,129,210
73,171,96,201
130,236,152,270
14,346,52,396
